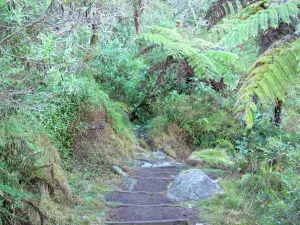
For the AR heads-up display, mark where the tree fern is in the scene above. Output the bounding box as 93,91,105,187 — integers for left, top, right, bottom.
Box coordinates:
205,0,262,27
235,37,300,128
218,1,299,47
140,26,242,80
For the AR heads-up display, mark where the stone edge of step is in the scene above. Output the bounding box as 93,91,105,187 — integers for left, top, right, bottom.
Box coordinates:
106,203,181,207
104,219,190,225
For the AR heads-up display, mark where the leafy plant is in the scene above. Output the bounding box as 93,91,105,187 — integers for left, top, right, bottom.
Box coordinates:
235,37,300,128
140,26,242,80
218,0,299,47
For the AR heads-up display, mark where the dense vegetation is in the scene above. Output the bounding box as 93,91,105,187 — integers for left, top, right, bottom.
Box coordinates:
0,0,299,224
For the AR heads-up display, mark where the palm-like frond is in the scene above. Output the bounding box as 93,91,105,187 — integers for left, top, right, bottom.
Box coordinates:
140,27,241,80
218,1,299,47
235,37,300,128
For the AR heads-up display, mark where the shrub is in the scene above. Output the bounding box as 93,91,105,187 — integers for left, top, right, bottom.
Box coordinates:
148,90,241,156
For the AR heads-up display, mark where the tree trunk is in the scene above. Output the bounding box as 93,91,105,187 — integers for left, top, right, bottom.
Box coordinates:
134,0,143,35
274,99,283,126
84,24,99,62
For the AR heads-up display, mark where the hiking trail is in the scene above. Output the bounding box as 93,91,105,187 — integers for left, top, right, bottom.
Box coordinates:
104,151,206,225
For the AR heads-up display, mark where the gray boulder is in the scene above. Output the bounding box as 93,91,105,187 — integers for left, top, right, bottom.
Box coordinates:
167,169,223,201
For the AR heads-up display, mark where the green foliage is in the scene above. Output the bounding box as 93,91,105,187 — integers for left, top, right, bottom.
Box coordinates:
91,37,147,105
205,0,263,27
238,130,300,224
140,26,242,80
192,149,234,168
235,38,300,128
218,1,299,47
198,179,258,225
0,113,71,224
148,89,240,149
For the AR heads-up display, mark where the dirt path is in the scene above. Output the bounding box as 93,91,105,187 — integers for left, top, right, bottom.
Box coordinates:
104,156,203,225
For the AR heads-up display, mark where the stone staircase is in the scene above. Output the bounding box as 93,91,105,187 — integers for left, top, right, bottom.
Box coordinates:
104,155,202,225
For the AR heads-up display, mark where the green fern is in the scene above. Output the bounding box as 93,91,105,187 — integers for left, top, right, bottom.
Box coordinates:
235,37,300,128
218,1,299,47
140,26,242,80
205,0,263,27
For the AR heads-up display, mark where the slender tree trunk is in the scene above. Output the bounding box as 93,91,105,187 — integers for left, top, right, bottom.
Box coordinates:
274,99,283,126
84,24,99,62
134,0,144,35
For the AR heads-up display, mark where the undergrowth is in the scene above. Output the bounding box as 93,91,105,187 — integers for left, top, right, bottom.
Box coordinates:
198,179,258,225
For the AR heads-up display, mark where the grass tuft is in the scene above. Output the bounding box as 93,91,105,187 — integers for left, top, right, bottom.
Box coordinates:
198,179,258,225
192,149,234,168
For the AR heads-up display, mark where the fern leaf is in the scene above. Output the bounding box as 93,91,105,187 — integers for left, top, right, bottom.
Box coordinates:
205,50,240,68
140,27,240,81
278,3,291,24
140,33,171,46
268,6,279,29
250,16,260,37
296,23,300,35
235,37,299,128
259,11,269,31
150,26,182,41
286,2,298,18
245,107,254,128
219,1,299,47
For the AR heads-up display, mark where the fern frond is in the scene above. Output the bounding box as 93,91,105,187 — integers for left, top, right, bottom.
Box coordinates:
189,38,214,50
140,33,172,46
235,37,300,128
205,0,262,27
207,19,238,42
205,49,241,69
140,27,241,81
188,53,221,78
296,22,300,35
149,26,183,41
218,1,299,47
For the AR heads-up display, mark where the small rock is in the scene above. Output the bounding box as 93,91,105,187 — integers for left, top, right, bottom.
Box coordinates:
153,162,172,167
152,151,168,160
141,162,153,167
167,169,223,201
112,166,127,176
122,177,137,191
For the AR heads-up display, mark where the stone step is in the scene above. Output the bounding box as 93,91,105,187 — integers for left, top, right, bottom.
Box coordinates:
133,176,173,192
107,206,199,224
108,204,181,207
129,176,175,180
136,167,181,173
107,191,166,194
136,159,172,164
136,171,178,178
105,219,190,225
105,192,174,205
